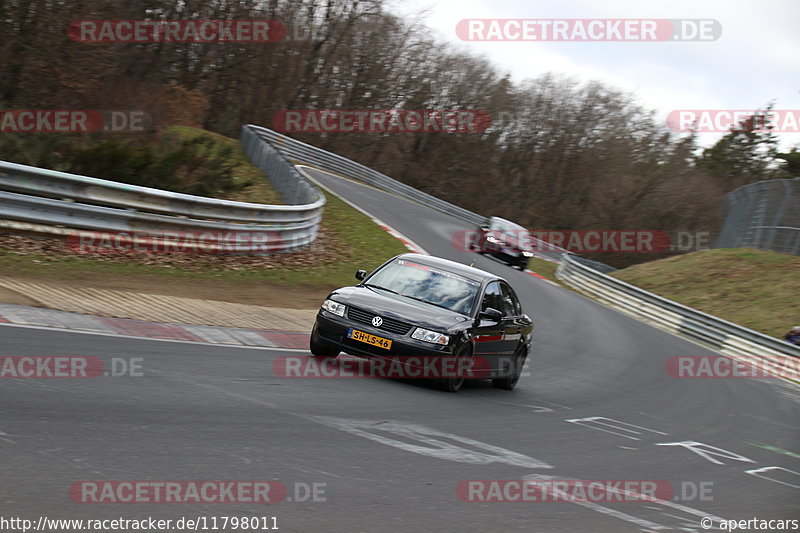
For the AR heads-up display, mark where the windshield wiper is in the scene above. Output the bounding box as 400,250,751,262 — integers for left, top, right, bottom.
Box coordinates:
363,284,400,295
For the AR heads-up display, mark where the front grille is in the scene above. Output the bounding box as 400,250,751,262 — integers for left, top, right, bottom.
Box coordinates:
347,306,413,335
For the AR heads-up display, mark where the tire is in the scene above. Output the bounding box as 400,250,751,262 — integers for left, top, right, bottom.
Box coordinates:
309,326,339,359
492,345,526,390
441,345,472,393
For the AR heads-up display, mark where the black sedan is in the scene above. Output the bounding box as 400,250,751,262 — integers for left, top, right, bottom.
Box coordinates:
471,216,535,270
309,253,533,392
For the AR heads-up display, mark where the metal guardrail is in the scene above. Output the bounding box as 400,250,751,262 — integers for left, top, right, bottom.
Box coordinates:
570,254,618,274
239,125,324,207
0,130,326,253
0,191,319,252
556,253,799,379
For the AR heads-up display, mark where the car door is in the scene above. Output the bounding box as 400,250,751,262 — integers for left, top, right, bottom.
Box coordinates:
472,282,509,365
493,282,529,378
499,281,530,352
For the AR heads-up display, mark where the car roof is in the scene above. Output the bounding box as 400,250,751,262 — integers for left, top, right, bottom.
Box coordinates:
489,216,527,232
396,253,502,283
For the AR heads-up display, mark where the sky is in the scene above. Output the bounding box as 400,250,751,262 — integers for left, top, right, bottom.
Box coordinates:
387,0,800,150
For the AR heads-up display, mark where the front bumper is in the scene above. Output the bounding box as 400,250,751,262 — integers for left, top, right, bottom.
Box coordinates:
313,311,454,359
486,248,528,268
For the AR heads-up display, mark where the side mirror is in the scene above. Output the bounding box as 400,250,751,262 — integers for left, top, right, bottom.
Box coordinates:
479,307,503,322
355,269,367,281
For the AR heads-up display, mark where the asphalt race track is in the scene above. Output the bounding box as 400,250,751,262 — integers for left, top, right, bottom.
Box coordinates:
1,169,798,532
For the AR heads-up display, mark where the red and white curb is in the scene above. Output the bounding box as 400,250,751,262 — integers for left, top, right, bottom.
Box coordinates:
376,223,426,254
525,270,559,286
0,303,309,349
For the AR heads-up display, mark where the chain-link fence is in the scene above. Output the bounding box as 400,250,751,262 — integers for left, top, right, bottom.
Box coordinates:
715,178,800,255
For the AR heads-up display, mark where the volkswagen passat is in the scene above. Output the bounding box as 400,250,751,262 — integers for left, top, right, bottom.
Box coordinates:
309,253,533,392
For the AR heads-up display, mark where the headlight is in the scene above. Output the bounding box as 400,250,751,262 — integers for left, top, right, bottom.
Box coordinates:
321,299,346,317
411,327,450,345
486,236,501,244
522,251,534,257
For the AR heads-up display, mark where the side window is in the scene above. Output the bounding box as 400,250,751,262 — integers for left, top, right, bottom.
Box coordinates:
481,282,504,313
500,283,522,317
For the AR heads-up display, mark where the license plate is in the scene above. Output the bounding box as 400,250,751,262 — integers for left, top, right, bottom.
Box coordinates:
348,328,392,350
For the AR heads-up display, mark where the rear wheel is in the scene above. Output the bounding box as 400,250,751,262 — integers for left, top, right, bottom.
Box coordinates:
492,345,526,390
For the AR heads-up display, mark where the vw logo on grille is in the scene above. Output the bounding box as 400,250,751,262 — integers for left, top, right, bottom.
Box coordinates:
371,316,383,327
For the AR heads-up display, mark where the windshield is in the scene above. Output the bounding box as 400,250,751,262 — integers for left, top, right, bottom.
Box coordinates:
365,258,479,315
490,220,533,250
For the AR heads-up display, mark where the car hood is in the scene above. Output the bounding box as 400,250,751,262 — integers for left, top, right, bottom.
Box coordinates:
330,286,471,332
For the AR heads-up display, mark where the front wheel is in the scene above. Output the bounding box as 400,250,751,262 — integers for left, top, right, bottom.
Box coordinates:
492,345,526,390
441,345,472,393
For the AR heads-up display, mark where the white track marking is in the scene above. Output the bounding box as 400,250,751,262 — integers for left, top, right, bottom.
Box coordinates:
566,416,668,440
0,429,16,444
307,416,552,469
744,466,800,489
654,441,755,465
520,473,726,531
489,400,554,413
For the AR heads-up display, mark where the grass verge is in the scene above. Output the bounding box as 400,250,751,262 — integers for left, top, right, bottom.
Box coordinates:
610,249,799,338
526,257,559,282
